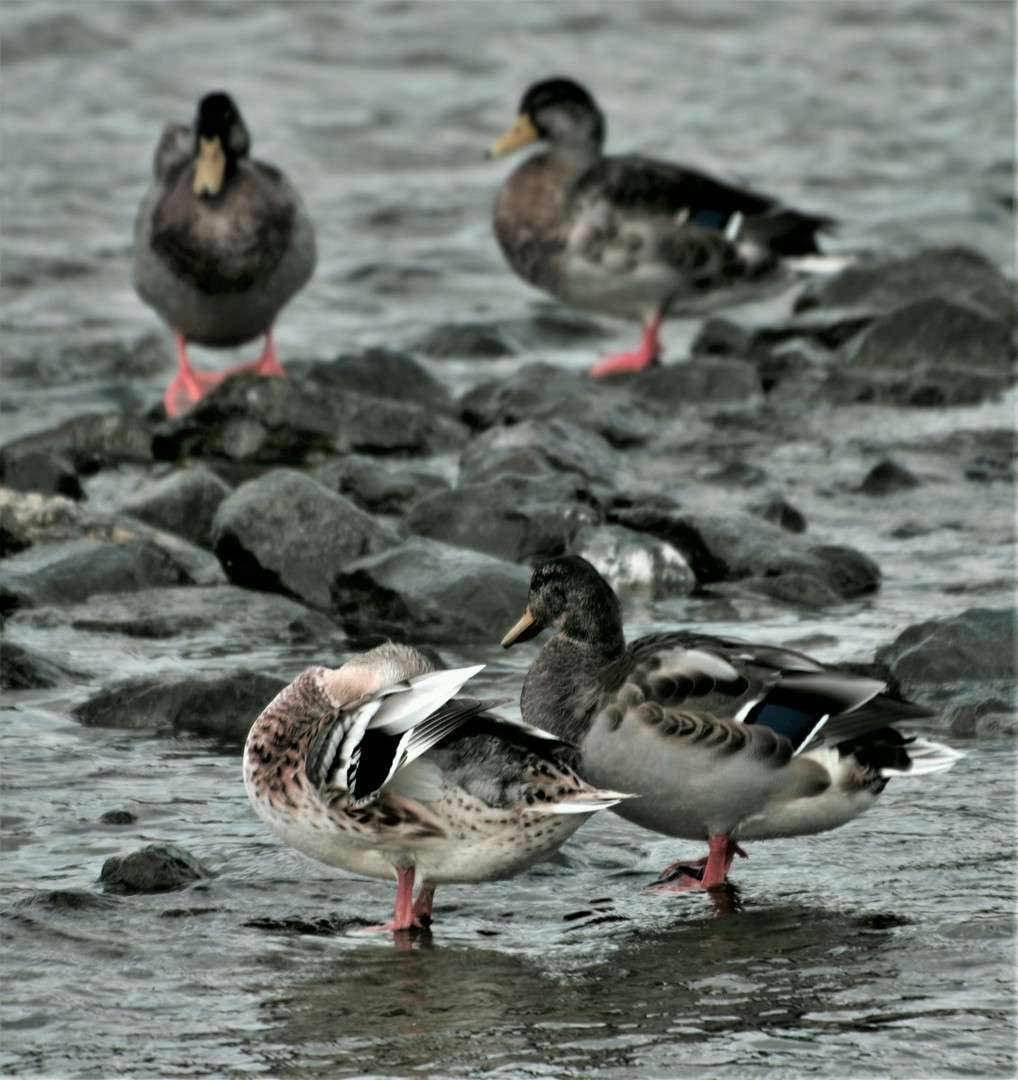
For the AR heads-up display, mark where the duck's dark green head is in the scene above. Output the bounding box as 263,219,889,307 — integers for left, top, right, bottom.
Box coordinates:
192,91,250,198
487,77,606,159
502,555,624,651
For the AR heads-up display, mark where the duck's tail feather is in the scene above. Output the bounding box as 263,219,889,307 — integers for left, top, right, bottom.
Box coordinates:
881,736,965,778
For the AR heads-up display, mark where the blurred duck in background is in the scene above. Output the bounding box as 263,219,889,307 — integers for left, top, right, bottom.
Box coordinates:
133,91,316,416
488,78,834,376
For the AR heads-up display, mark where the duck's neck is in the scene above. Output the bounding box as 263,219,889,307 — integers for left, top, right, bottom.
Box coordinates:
521,628,624,746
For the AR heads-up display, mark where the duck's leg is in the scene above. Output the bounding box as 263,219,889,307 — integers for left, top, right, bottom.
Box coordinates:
587,313,662,377
412,885,436,926
163,332,227,417
222,327,287,380
647,837,747,892
364,866,422,932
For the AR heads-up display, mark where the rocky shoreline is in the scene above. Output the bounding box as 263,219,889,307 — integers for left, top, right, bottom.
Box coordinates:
3,246,1016,805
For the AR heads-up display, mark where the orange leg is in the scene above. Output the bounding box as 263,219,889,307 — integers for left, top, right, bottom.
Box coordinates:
587,313,663,377
162,328,286,418
646,837,748,893
363,867,430,933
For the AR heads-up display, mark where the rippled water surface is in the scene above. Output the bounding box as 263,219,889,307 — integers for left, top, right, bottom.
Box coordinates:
1,2,1015,1078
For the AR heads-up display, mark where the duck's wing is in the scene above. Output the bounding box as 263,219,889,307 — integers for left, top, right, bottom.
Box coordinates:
573,154,833,256
306,664,490,809
621,632,934,755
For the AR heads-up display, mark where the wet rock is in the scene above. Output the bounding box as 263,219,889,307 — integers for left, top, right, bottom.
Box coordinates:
607,501,881,600
459,362,654,447
99,843,211,893
5,586,345,677
212,470,398,610
795,246,1016,324
153,372,466,464
458,420,619,490
827,297,1014,406
0,488,225,587
404,473,604,564
858,459,921,495
100,810,137,825
624,358,763,411
746,495,808,533
311,455,451,515
877,608,1016,688
567,524,695,599
695,307,876,360
296,348,452,410
75,667,287,743
13,890,119,914
330,536,530,645
413,322,517,359
1,641,85,689
0,537,219,616
114,467,232,550
0,447,83,500
1,412,155,470
702,459,768,487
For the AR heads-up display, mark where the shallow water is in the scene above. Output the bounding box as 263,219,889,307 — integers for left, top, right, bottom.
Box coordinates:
1,2,1016,1078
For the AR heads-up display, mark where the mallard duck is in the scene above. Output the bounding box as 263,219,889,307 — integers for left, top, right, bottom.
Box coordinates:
487,78,833,376
502,556,961,891
133,91,316,417
244,641,626,931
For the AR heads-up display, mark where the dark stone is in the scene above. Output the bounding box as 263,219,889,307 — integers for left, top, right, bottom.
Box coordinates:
858,459,921,496
211,470,398,609
311,455,452,515
624,358,763,410
702,460,767,487
746,495,808,533
458,420,618,489
413,322,517,359
0,537,215,615
296,348,452,410
153,372,466,464
0,447,83,500
404,472,604,564
330,536,530,645
5,586,345,672
0,412,155,471
100,810,137,825
877,608,1016,687
795,246,1016,324
99,843,211,893
607,502,881,600
693,308,878,361
849,297,1011,372
458,363,654,448
75,667,288,744
1,641,85,689
115,467,232,549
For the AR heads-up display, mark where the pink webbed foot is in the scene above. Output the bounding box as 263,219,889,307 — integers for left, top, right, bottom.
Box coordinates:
361,868,432,934
163,329,285,418
646,838,747,893
221,327,286,380
587,314,663,377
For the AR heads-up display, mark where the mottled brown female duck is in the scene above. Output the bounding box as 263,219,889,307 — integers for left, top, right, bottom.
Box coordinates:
244,641,625,932
134,92,316,416
503,556,960,891
488,78,833,376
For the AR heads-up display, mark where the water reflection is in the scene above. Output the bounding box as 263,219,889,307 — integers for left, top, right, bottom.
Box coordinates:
249,899,908,1077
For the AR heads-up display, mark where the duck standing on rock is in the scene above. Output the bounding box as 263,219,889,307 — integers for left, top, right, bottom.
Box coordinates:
133,91,316,417
487,78,833,376
502,556,961,892
244,641,626,932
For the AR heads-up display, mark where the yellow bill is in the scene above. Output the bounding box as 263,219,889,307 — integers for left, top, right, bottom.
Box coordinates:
193,135,226,196
487,113,539,158
501,605,539,648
